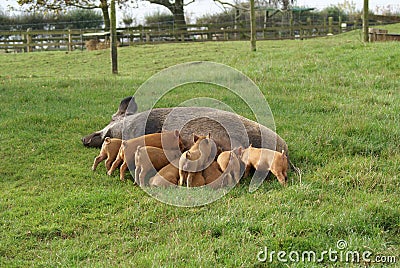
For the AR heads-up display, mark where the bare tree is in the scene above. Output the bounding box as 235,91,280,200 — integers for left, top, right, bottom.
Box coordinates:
214,0,294,51
261,0,294,10
17,0,131,30
215,0,294,10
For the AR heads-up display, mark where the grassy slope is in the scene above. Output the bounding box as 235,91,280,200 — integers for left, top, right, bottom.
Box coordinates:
1,25,399,267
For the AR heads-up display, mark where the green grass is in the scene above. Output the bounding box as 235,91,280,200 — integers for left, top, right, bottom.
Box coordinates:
1,26,400,267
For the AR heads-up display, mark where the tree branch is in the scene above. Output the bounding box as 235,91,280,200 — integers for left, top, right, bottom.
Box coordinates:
184,0,195,7
148,0,174,12
67,3,99,9
213,0,249,11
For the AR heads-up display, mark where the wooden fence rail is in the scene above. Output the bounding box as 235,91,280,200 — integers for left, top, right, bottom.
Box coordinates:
0,18,381,53
368,28,400,42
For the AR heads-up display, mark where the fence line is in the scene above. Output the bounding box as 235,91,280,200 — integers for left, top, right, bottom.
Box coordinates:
0,18,394,52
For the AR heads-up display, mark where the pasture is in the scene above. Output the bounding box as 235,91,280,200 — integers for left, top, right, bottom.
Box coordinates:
1,24,399,267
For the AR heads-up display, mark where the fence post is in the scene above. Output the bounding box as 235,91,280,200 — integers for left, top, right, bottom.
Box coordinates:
307,17,312,36
207,24,212,40
368,28,375,42
4,36,9,53
264,10,268,39
21,31,25,53
80,30,84,51
235,8,239,40
363,0,369,42
328,17,333,35
338,16,342,34
146,32,150,43
138,25,143,42
68,29,73,51
290,16,294,37
250,0,256,51
26,28,32,52
289,10,293,37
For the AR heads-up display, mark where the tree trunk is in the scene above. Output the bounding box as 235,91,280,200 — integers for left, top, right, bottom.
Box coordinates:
110,0,118,74
173,0,187,32
363,0,369,42
250,0,256,51
100,0,110,31
148,0,187,35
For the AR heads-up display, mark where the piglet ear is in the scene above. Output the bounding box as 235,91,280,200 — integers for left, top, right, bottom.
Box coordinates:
122,140,128,148
237,146,243,156
105,137,111,144
207,132,211,139
174,129,180,138
125,96,138,116
232,146,243,157
193,134,200,142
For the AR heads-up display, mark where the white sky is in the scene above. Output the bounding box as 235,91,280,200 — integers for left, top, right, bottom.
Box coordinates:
1,0,399,25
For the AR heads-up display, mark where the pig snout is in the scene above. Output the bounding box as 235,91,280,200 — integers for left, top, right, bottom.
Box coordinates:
81,132,103,148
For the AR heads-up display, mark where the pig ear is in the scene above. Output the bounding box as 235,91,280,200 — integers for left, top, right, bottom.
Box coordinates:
207,132,211,139
117,97,132,113
112,97,132,119
125,96,138,116
105,137,111,144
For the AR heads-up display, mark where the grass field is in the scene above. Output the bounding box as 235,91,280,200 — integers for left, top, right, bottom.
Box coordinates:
1,24,399,267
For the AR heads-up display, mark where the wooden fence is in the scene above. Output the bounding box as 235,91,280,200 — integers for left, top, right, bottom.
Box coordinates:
368,28,400,42
0,18,391,53
0,29,91,53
